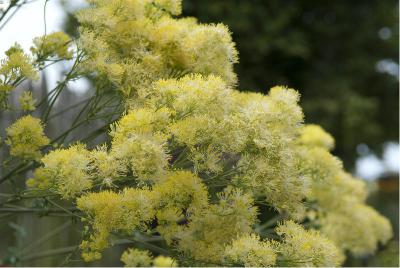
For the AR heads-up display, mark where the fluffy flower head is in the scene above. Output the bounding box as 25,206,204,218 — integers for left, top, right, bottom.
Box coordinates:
299,124,335,150
223,233,277,267
6,115,49,160
28,144,92,199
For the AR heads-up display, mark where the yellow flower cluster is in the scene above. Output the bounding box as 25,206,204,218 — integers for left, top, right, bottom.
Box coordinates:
0,44,37,109
0,83,12,109
153,255,178,267
18,91,36,111
223,233,276,267
121,248,177,267
152,171,208,245
111,135,169,184
110,110,171,185
77,188,155,261
1,32,72,110
88,145,125,187
29,73,392,265
274,220,345,267
120,248,153,267
0,44,37,82
176,187,257,264
76,0,238,99
75,170,208,261
27,144,92,199
6,115,49,160
319,204,393,257
147,75,306,217
298,125,393,256
76,183,256,265
31,32,73,60
299,124,335,150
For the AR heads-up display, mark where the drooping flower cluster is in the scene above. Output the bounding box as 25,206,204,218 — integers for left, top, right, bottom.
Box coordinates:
21,0,393,266
120,248,153,267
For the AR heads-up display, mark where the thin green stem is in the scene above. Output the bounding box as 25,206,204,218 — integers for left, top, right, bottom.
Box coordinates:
45,198,83,219
112,232,169,255
171,147,189,169
21,245,79,262
255,213,287,234
20,239,135,262
0,207,77,213
79,119,119,144
42,52,83,122
47,96,93,120
0,2,14,23
0,161,33,185
0,213,12,219
20,221,72,255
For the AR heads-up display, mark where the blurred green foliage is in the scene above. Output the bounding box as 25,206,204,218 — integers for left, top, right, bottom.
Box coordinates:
183,0,399,167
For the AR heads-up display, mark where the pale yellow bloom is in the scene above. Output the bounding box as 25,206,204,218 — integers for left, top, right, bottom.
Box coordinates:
153,255,178,267
76,0,238,99
275,220,345,267
77,188,155,261
31,32,73,59
177,187,257,264
223,233,277,267
319,203,393,256
29,144,92,199
6,115,49,160
299,124,335,150
18,91,36,111
121,248,153,267
0,44,37,81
